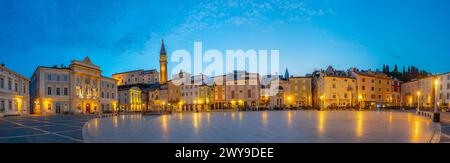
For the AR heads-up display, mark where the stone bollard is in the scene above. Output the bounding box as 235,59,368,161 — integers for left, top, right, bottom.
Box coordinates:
433,113,440,122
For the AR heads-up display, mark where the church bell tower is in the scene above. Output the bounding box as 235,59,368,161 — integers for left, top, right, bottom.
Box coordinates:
159,39,168,84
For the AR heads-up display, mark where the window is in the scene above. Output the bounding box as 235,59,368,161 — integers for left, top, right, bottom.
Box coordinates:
14,82,17,92
101,92,104,98
8,101,12,111
247,90,252,98
56,88,61,95
107,92,110,99
362,78,366,82
378,95,382,99
371,87,375,91
0,78,4,89
64,75,68,81
362,86,365,90
112,93,115,99
47,87,52,95
64,88,68,95
23,83,26,94
8,80,11,90
344,93,348,98
47,74,51,81
332,84,336,89
0,100,4,112
56,75,60,81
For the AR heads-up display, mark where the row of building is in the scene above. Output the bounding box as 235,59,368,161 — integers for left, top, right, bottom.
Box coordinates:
1,41,449,116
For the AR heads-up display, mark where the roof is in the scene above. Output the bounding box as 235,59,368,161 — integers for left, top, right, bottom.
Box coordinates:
160,39,166,55
0,64,30,81
118,83,161,91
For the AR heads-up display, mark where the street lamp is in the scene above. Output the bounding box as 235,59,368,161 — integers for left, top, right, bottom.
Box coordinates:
319,95,324,110
416,91,421,114
433,79,440,122
358,95,363,111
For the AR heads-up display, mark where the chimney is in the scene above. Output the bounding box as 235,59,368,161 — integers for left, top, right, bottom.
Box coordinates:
0,63,4,67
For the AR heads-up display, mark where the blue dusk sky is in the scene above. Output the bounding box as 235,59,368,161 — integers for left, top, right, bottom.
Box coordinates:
1,0,450,78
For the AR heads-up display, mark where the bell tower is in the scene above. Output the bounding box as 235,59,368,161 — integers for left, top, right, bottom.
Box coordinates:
159,39,168,84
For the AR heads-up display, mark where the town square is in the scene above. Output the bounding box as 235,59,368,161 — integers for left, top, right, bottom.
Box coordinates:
1,0,450,145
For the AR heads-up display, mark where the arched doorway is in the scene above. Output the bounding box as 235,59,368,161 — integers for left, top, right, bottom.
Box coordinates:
86,103,91,114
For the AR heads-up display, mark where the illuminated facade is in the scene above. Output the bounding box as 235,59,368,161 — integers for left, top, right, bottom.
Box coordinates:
112,69,159,86
225,71,260,110
30,57,118,115
350,69,398,109
312,66,357,109
179,74,213,111
0,64,30,117
437,73,450,109
401,77,434,108
288,77,312,107
118,86,142,112
260,77,290,109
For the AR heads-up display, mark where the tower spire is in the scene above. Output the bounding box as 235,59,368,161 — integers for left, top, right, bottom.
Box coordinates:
160,39,166,55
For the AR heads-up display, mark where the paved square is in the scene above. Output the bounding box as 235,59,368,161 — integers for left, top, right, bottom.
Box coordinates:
0,115,95,143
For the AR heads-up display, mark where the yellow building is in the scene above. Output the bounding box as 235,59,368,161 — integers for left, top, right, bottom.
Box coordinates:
225,71,260,110
401,77,435,109
118,86,142,112
112,69,159,86
288,77,312,108
30,57,118,115
0,64,30,117
350,69,396,109
312,66,357,109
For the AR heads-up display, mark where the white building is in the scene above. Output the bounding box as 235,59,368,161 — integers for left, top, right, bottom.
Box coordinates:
0,64,30,117
437,72,450,110
30,57,118,115
112,69,159,86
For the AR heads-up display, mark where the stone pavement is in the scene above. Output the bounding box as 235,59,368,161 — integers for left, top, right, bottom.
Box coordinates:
0,115,94,143
439,112,450,143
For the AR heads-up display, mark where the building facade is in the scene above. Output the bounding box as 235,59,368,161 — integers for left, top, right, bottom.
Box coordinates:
30,57,118,115
225,71,260,110
0,64,30,117
288,77,312,108
401,77,435,109
118,86,142,112
437,73,450,110
112,69,159,86
312,66,357,109
350,69,396,109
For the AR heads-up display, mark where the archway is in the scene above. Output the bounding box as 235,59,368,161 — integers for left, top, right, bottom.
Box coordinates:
86,103,91,114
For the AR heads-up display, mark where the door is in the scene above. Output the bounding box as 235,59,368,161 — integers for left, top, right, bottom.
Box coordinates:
86,103,91,114
55,103,61,114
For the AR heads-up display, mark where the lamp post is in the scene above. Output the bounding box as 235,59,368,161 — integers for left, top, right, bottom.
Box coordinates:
358,95,363,111
319,96,324,111
416,91,420,114
433,79,440,122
